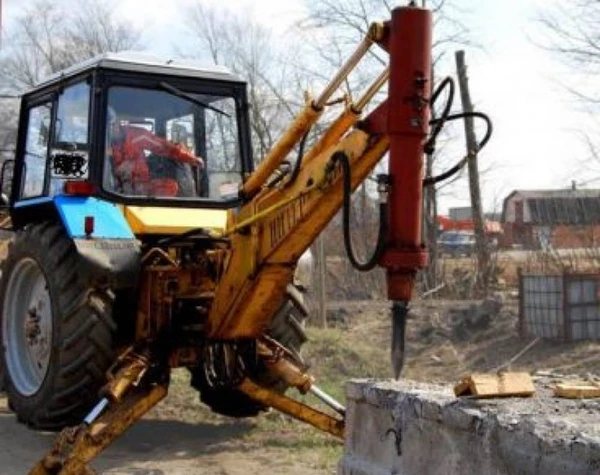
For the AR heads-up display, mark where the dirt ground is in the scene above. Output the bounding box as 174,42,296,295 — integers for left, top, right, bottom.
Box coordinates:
0,382,340,475
1,294,599,474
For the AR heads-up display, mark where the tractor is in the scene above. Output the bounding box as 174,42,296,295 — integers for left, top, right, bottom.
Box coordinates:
0,4,490,474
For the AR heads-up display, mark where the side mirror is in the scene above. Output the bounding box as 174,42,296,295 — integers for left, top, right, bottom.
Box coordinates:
0,159,14,209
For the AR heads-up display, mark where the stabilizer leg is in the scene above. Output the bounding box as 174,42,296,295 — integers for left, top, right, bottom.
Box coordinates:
29,383,167,475
238,378,344,439
29,347,168,475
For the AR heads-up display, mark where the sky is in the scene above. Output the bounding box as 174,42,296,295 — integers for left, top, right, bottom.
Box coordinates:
2,0,595,214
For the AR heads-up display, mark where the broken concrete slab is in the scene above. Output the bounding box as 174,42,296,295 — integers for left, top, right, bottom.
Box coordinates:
339,378,600,475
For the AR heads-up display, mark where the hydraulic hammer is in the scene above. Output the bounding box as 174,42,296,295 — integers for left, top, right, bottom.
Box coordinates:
378,7,432,377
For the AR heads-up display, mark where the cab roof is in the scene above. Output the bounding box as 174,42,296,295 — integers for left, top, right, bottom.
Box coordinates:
34,52,245,90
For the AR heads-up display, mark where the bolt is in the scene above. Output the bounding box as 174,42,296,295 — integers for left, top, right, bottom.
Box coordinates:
25,308,41,342
414,75,428,89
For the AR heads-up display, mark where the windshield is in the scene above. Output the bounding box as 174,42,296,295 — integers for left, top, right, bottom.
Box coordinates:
103,85,243,200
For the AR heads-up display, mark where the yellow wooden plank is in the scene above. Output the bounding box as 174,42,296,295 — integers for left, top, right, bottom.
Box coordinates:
454,372,535,398
554,383,600,399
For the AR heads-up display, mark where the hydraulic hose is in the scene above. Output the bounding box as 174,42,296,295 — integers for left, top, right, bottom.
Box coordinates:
330,151,388,272
423,111,493,186
421,74,493,187
423,77,455,155
283,130,310,189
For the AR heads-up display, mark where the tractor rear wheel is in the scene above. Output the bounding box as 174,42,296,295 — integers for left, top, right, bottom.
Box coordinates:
191,284,309,418
0,223,116,430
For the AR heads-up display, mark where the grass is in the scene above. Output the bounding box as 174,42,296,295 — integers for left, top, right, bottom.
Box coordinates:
247,322,391,469
302,325,391,401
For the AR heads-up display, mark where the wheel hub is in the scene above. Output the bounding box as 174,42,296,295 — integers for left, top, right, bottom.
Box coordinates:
25,308,41,341
2,258,53,396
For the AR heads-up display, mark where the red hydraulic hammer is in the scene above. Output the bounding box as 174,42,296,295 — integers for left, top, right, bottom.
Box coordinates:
379,6,432,377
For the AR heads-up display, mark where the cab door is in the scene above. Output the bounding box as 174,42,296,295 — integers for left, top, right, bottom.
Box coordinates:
48,80,92,196
11,78,93,228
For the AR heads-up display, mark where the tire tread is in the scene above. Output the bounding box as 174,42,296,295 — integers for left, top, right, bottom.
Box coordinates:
0,222,116,430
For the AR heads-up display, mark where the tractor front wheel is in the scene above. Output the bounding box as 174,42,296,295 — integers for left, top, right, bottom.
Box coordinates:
0,223,116,430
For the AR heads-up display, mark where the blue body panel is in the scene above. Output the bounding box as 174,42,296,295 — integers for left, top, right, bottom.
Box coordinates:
54,196,134,239
14,195,134,239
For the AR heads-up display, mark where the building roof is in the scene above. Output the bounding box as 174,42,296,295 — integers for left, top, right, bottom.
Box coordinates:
508,189,600,200
528,197,600,225
503,188,600,225
33,52,244,90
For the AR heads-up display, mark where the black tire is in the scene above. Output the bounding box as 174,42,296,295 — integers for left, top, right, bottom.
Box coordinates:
191,284,309,418
0,222,116,430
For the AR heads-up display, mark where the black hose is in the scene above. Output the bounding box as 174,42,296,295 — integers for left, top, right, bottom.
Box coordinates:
439,111,493,150
421,73,493,187
284,130,310,189
424,77,455,155
423,111,493,186
331,151,388,272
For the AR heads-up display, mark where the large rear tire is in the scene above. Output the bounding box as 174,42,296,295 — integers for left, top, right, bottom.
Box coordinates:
0,223,116,430
191,284,309,418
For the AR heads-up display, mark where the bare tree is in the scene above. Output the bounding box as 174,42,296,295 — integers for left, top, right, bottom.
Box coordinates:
64,0,141,64
0,99,18,152
537,0,600,103
302,0,471,64
536,1,600,185
182,4,308,162
0,0,141,91
0,0,140,156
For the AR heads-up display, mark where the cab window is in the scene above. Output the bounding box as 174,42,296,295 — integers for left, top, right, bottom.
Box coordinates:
103,85,243,200
204,97,241,199
22,103,52,198
55,82,90,146
50,81,91,195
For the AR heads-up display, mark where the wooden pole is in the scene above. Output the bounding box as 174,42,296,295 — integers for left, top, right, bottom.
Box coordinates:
455,50,490,291
424,65,438,290
422,0,438,290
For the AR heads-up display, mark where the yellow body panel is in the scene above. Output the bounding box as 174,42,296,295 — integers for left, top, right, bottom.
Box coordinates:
123,206,228,234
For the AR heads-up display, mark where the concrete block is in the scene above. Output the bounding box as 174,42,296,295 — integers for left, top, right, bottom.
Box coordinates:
339,378,600,475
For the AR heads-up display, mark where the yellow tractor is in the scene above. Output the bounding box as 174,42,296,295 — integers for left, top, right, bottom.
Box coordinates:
0,4,490,474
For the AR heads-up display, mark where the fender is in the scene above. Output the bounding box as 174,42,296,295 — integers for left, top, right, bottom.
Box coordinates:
13,195,140,288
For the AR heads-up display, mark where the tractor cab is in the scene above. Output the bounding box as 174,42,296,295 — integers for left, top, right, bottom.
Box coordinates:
10,53,253,231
